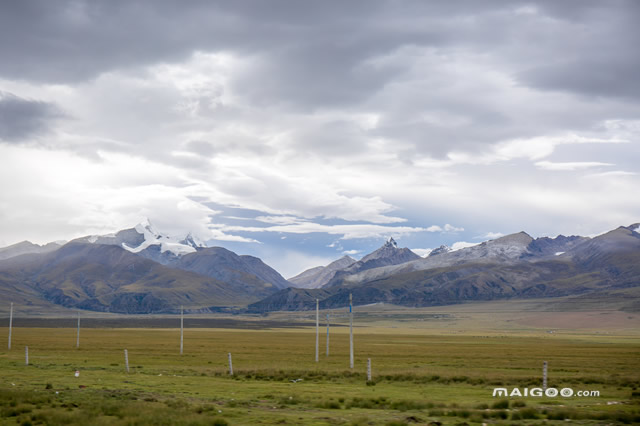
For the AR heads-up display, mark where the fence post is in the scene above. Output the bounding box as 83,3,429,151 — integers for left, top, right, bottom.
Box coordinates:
25,346,28,365
124,349,130,373
76,311,80,349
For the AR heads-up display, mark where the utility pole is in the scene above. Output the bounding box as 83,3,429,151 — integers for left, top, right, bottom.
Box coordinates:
349,293,354,369
315,299,319,362
326,313,330,357
76,311,80,348
180,306,184,355
8,302,13,350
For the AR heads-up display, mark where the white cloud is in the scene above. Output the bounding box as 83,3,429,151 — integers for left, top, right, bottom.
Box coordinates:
425,224,464,233
478,232,505,240
494,134,627,162
1,3,639,255
411,248,433,257
268,251,336,279
342,249,360,256
451,241,480,251
535,161,612,171
255,215,306,225
221,222,428,240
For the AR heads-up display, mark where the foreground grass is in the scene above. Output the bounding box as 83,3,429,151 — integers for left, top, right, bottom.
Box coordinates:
1,326,639,425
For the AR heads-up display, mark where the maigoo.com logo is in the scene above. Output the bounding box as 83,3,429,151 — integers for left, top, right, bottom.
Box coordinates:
492,387,600,398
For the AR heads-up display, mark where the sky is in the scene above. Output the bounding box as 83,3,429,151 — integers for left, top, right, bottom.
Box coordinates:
0,0,639,278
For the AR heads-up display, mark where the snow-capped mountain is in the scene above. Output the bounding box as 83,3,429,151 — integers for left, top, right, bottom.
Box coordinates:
249,223,640,312
323,237,421,287
122,221,205,256
429,245,451,257
0,220,291,313
76,219,206,264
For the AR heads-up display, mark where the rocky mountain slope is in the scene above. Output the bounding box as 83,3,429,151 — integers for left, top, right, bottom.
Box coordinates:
0,222,291,313
0,242,246,313
0,240,64,261
324,238,421,287
288,255,356,289
249,224,640,312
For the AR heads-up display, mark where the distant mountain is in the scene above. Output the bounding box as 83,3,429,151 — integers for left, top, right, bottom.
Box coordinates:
0,240,64,261
249,224,640,312
429,245,451,257
0,221,291,313
2,223,639,314
324,238,421,287
173,247,290,298
0,242,249,314
288,255,356,289
74,219,205,265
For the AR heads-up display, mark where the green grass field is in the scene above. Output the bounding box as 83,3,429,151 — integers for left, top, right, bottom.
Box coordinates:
1,306,640,425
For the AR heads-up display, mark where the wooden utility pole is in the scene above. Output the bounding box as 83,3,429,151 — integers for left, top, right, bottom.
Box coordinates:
326,313,330,357
315,299,319,362
8,302,13,350
180,306,184,355
349,293,354,369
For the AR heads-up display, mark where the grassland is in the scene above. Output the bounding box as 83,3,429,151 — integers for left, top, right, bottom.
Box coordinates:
1,304,640,425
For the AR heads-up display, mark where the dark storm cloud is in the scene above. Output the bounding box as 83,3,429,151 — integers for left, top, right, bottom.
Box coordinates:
1,0,637,111
516,1,640,100
1,0,638,155
0,91,62,142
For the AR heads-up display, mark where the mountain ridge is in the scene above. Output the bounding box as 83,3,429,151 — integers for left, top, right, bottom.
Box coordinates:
248,224,640,312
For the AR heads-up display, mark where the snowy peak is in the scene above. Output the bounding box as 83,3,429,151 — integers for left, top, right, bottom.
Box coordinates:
429,245,451,257
122,221,205,258
385,237,398,248
362,237,416,263
75,220,207,261
626,223,640,234
180,233,206,249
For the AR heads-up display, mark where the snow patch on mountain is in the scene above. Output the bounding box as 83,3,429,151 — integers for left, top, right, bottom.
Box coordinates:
555,251,565,256
122,220,205,256
634,225,640,233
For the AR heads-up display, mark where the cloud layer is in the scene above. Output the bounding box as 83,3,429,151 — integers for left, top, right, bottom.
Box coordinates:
0,1,638,275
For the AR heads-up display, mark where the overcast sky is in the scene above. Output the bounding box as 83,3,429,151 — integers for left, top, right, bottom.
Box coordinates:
1,0,639,277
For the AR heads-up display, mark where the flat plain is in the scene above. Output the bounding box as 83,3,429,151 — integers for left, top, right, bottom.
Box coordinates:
1,301,639,425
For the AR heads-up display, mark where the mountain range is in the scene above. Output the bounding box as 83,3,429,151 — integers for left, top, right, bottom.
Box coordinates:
0,221,289,313
248,225,640,312
0,222,639,314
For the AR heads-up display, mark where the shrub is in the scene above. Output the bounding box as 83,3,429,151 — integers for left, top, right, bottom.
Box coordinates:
519,408,539,419
491,399,509,409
